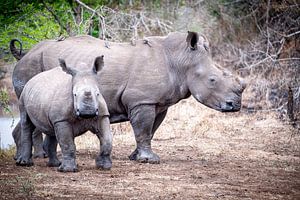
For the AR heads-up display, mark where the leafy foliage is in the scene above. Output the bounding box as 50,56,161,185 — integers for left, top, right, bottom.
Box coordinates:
0,87,14,126
0,2,61,55
0,88,10,113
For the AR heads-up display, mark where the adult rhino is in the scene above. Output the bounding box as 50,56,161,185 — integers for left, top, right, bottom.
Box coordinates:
11,31,246,164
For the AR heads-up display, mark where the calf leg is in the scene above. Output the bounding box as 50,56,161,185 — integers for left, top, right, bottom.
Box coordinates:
45,135,61,167
32,129,47,158
129,105,160,164
16,112,35,166
54,122,78,172
95,116,112,170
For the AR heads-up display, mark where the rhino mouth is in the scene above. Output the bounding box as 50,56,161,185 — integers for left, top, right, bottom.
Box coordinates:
219,100,241,112
76,108,99,119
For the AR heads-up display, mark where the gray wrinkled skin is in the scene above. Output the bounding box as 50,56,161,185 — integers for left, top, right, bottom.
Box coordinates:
16,57,113,172
12,31,246,164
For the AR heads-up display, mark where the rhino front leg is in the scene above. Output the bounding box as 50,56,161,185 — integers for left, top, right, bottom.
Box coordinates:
54,122,78,172
16,112,34,166
129,105,160,164
95,116,112,170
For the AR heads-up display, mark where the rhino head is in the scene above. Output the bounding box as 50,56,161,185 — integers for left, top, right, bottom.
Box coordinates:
59,56,104,118
176,31,246,112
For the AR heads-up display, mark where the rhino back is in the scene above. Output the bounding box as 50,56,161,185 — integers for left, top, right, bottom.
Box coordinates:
20,67,73,133
41,36,174,112
16,35,183,121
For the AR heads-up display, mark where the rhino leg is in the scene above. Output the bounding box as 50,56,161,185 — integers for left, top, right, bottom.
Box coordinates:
152,109,168,138
55,122,78,172
12,122,21,160
32,129,47,158
129,105,160,164
13,123,47,159
95,116,112,170
43,135,50,156
45,135,61,167
16,112,34,166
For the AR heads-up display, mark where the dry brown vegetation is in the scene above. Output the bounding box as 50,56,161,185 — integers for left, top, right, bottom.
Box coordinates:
208,0,300,123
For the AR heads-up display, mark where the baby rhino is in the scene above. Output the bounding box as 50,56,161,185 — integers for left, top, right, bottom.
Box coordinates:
16,56,112,172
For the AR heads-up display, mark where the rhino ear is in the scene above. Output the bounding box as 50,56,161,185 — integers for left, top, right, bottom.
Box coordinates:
199,34,210,52
93,55,104,74
186,31,199,50
59,58,76,76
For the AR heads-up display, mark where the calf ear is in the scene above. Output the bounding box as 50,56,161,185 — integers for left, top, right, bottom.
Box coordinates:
186,31,199,50
93,55,104,74
59,58,76,76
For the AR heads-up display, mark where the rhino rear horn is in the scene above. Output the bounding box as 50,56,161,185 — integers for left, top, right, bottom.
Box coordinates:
186,31,199,50
59,58,77,76
93,55,104,74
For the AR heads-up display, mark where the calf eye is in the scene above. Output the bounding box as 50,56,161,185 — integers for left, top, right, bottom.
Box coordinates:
74,94,77,97
209,78,216,83
97,93,100,96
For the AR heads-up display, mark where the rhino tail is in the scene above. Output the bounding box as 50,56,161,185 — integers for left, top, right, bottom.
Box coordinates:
10,39,25,60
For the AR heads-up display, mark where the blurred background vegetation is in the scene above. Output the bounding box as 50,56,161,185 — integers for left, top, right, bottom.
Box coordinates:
0,0,299,124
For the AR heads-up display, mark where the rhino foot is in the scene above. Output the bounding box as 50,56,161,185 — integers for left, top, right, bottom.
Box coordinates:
129,148,160,164
96,155,112,170
47,159,61,167
57,159,78,172
33,150,48,159
16,157,34,167
14,153,20,161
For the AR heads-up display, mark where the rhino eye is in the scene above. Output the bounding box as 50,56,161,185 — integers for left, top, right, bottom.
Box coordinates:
74,93,77,97
97,93,100,96
209,78,216,83
208,77,217,87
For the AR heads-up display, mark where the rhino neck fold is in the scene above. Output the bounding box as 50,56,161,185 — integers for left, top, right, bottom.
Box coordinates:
162,36,191,101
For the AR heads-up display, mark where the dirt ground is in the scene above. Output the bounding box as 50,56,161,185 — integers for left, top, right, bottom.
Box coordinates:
0,98,299,200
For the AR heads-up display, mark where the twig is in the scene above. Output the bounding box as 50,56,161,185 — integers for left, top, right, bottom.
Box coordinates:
265,0,271,55
139,12,151,33
286,30,300,38
287,86,295,122
74,0,106,39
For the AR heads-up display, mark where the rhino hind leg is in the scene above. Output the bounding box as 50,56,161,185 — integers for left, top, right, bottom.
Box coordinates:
95,117,112,170
129,105,161,164
45,135,61,167
16,112,35,167
32,129,47,158
54,122,78,172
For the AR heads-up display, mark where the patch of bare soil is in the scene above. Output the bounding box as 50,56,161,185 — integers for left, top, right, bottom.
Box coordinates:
0,100,299,200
